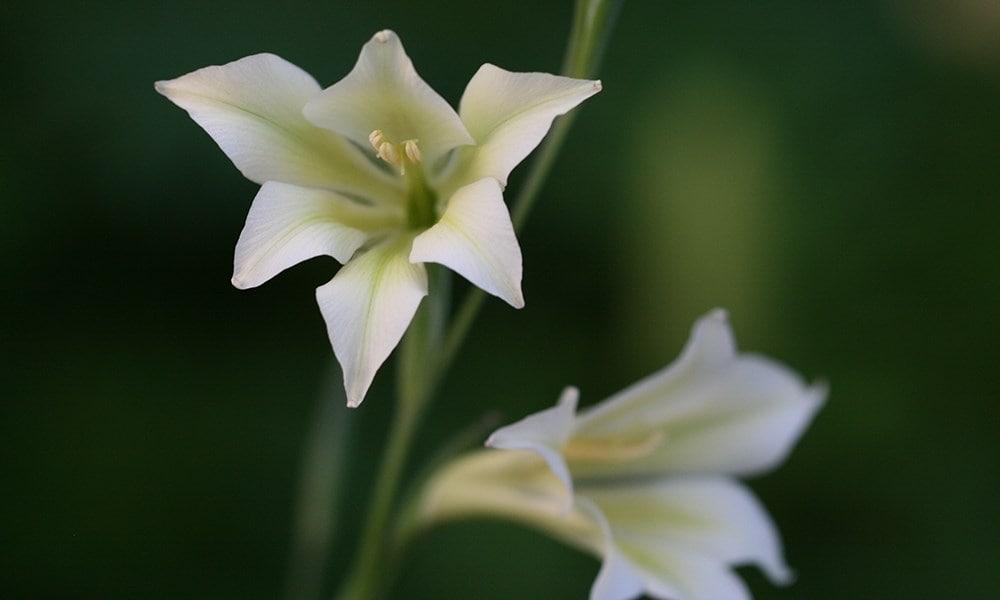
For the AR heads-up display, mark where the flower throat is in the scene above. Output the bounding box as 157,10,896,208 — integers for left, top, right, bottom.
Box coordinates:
369,129,437,230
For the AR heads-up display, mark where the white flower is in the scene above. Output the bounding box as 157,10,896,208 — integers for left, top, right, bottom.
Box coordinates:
155,30,600,406
419,310,825,600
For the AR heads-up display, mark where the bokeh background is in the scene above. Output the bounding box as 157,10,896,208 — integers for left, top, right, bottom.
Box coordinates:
4,0,998,598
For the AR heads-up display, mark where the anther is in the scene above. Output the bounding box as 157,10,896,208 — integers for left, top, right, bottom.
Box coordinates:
403,139,421,165
369,129,422,175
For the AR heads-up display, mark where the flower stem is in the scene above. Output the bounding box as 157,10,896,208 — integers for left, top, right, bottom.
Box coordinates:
284,366,350,600
334,398,421,600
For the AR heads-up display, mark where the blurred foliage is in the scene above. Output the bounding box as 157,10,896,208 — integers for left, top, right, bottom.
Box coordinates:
2,1,998,598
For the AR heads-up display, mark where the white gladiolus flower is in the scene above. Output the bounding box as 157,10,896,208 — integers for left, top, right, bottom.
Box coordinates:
419,310,825,600
156,30,600,406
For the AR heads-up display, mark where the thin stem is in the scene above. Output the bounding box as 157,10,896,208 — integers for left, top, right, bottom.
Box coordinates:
284,366,349,600
334,399,421,600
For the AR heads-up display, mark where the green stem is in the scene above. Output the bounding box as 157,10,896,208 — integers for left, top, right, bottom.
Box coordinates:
284,366,349,600
334,399,421,600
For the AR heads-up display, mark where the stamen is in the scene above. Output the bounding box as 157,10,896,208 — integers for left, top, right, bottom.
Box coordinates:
563,431,666,463
368,129,422,175
403,139,422,164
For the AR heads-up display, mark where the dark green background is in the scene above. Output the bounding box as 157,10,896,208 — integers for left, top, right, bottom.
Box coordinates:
4,1,997,598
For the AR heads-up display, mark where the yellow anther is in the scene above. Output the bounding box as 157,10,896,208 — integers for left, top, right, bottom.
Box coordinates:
378,142,400,166
403,139,422,164
368,129,421,175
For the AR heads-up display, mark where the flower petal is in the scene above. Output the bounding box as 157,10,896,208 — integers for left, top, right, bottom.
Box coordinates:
633,369,825,477
315,235,427,407
232,181,403,289
486,387,579,505
573,310,825,478
410,178,524,308
304,30,474,165
585,477,792,586
417,449,574,531
156,53,402,201
575,309,737,432
621,541,752,600
458,64,601,185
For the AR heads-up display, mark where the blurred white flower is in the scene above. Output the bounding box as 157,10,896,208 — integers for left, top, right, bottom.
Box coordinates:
156,30,600,406
419,310,825,600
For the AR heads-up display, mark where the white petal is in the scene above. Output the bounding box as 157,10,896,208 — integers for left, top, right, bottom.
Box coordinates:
623,542,751,600
156,54,402,201
575,309,737,432
304,30,473,165
573,310,825,478
586,477,792,585
486,387,579,505
458,64,601,185
232,182,403,289
315,236,427,407
640,369,825,477
410,178,524,308
418,449,575,532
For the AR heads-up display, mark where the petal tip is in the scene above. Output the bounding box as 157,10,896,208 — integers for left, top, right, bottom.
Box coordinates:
592,80,603,93
772,565,797,586
558,386,580,409
345,378,369,408
706,307,730,323
808,379,830,409
373,29,395,43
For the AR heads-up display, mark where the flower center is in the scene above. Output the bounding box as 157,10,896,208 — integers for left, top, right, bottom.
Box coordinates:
369,129,438,230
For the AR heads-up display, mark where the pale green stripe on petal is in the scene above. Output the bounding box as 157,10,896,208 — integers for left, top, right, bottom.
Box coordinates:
458,64,602,186
232,181,403,289
410,178,524,308
304,30,474,166
156,53,403,203
315,235,428,407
